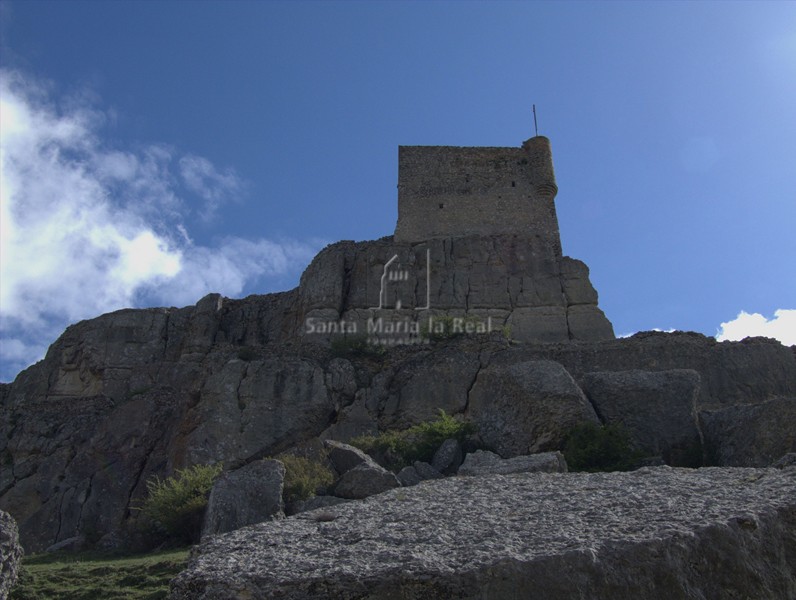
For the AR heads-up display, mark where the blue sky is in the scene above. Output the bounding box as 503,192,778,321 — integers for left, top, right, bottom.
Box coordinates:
1,1,795,381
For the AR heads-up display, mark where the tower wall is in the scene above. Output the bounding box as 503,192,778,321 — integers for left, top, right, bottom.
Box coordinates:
394,136,561,254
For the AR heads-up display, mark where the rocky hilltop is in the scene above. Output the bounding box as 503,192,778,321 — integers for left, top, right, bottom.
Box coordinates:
1,300,795,553
0,220,625,554
299,235,613,344
1,135,795,598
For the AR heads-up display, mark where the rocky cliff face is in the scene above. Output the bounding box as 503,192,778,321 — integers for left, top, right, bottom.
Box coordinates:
1,233,795,553
298,235,614,343
169,467,796,600
2,313,795,553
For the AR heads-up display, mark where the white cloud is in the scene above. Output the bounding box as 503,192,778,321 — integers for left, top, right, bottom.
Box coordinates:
716,310,796,346
179,154,245,221
152,238,317,308
0,69,321,381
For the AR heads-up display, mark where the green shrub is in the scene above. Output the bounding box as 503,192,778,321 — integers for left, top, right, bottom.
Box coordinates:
350,410,476,471
137,463,221,544
280,454,335,504
563,422,644,472
330,334,386,359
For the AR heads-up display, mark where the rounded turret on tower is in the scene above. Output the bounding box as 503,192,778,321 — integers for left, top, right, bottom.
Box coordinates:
522,136,558,199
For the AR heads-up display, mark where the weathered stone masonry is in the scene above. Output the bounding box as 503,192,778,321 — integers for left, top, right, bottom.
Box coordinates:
394,136,560,252
298,135,613,343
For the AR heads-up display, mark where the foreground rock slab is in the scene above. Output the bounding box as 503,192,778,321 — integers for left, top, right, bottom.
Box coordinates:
170,467,796,599
0,510,23,599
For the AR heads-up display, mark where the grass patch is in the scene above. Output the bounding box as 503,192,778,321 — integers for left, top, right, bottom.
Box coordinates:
350,410,476,471
280,454,335,504
10,548,189,600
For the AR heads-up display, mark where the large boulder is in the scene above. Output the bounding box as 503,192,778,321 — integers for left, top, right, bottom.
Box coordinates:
0,510,23,599
170,467,796,599
383,344,482,428
412,461,443,480
332,463,400,500
700,397,796,467
581,369,702,465
431,439,463,475
201,460,285,539
396,466,423,487
458,450,567,476
467,360,599,457
323,440,374,475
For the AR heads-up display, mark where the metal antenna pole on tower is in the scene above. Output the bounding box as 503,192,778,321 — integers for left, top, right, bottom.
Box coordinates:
533,104,538,137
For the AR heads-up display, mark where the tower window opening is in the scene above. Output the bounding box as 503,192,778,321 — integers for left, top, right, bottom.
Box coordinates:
511,181,516,187
439,203,444,209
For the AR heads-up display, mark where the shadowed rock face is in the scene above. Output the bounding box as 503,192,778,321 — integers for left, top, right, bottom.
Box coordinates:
467,360,599,456
1,321,796,553
700,397,796,467
516,331,796,410
582,369,702,464
169,467,796,600
1,231,794,554
299,235,614,344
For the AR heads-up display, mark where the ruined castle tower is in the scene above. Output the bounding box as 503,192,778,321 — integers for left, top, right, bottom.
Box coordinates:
394,136,560,254
298,134,615,343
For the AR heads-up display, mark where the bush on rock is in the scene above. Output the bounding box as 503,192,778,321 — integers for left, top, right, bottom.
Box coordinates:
138,463,222,544
351,410,476,471
280,455,335,504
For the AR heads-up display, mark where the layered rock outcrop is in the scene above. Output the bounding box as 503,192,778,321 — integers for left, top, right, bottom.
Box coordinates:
2,130,794,564
169,466,796,599
299,236,614,344
2,322,795,552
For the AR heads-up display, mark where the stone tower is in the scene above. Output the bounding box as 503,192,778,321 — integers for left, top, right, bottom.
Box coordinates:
298,134,615,344
394,136,560,256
